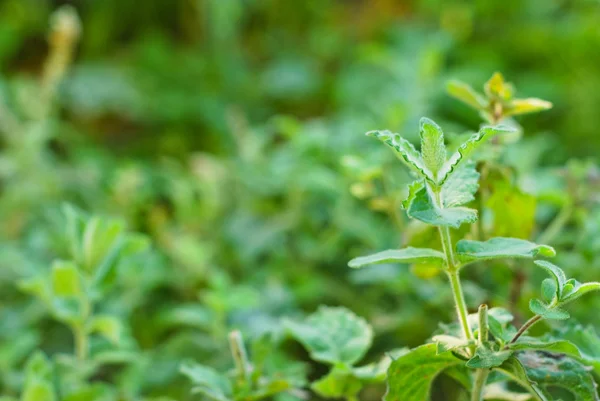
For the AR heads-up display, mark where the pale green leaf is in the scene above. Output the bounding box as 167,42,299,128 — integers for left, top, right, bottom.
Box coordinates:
180,361,232,401
431,335,473,356
440,162,479,207
437,125,516,184
311,366,362,400
533,260,567,298
51,260,81,297
384,344,462,401
88,315,122,344
541,279,558,303
419,117,446,179
518,351,600,401
402,180,424,209
484,72,513,100
366,130,433,181
508,339,582,360
456,237,555,264
446,80,487,110
529,299,569,320
561,281,600,304
466,347,512,369
22,381,55,401
285,306,373,365
348,247,445,269
352,356,391,382
505,98,553,117
408,187,477,228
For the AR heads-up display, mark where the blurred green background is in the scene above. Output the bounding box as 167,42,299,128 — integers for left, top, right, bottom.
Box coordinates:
1,0,600,400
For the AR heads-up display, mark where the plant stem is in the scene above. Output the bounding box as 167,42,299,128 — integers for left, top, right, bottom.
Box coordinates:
229,330,251,381
471,368,490,401
73,324,88,361
446,265,473,342
508,315,542,346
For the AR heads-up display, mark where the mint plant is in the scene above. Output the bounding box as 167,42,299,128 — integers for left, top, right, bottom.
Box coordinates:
349,111,600,399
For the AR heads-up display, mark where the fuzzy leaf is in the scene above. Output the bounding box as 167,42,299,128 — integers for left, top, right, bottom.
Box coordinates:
447,80,487,110
180,361,232,401
440,162,479,207
495,357,547,401
505,98,553,117
508,339,582,359
561,281,600,304
348,247,445,269
456,238,555,264
384,344,462,401
517,351,600,401
402,180,424,209
408,187,477,228
541,279,558,303
419,117,446,179
533,260,567,298
286,306,373,365
466,347,512,368
437,125,516,184
431,335,473,355
529,299,570,320
366,130,433,181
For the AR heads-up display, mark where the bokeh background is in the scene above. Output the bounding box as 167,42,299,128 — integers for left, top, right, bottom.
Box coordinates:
1,0,600,400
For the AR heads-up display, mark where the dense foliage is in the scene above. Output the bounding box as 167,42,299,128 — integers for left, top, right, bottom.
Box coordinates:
1,1,600,401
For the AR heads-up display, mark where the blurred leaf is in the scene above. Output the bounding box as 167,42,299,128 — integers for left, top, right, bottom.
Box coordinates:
505,98,552,117
456,237,555,264
88,315,121,344
446,80,487,110
348,247,445,269
51,260,81,297
180,361,232,401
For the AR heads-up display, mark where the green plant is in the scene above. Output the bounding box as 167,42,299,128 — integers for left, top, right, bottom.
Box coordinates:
349,82,600,400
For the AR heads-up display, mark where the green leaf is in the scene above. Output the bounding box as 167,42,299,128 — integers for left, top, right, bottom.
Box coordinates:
21,381,55,401
366,130,433,181
180,361,232,401
352,356,391,382
408,187,477,228
437,125,516,184
348,247,445,269
51,260,82,297
508,339,582,359
557,324,600,373
311,366,363,400
533,260,567,298
484,72,513,100
446,80,487,110
466,347,512,369
517,351,600,401
541,279,558,303
431,335,473,356
402,180,425,209
495,357,547,401
87,315,122,344
529,299,569,320
419,117,446,179
384,344,462,401
456,238,555,264
561,281,600,304
286,306,373,366
505,98,553,117
440,162,479,207
22,352,55,401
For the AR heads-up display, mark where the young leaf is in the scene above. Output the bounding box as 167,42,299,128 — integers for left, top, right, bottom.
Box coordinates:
366,130,433,181
51,260,82,297
466,347,512,369
437,125,516,184
180,361,233,401
484,72,513,100
529,299,570,320
419,117,446,179
440,162,479,208
348,247,445,269
88,315,122,344
517,351,600,401
285,306,373,366
446,80,487,110
408,187,477,228
402,180,424,209
311,366,363,400
541,279,558,303
455,238,555,264
533,260,567,298
384,344,462,401
505,98,553,117
561,281,600,304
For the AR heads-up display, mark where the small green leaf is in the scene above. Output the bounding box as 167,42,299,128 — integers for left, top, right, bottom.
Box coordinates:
51,260,81,297
384,344,462,401
508,339,582,359
484,72,513,100
88,315,122,344
311,366,363,400
366,130,433,181
352,356,391,382
431,335,473,356
285,306,373,366
402,180,425,209
440,162,479,207
419,117,446,179
180,361,232,401
466,347,512,369
408,187,477,228
541,279,558,303
456,237,555,264
505,98,553,117
446,80,487,110
437,125,515,184
529,299,570,320
517,351,600,401
22,381,55,401
348,247,445,269
561,281,600,304
533,260,567,298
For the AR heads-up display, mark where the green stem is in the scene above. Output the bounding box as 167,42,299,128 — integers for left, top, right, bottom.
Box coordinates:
471,368,490,401
73,324,88,361
229,330,251,382
508,315,542,346
446,268,474,342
